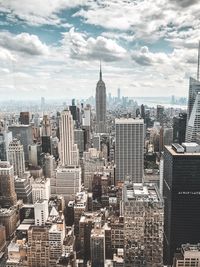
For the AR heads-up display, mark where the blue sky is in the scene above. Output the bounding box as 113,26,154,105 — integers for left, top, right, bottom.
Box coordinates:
0,0,199,100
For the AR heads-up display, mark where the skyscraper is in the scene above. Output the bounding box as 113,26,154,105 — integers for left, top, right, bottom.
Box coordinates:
8,139,25,178
59,109,79,166
173,113,187,144
163,143,200,265
0,161,17,208
186,92,200,142
117,88,121,100
96,63,106,133
8,125,33,162
115,118,144,182
186,43,200,142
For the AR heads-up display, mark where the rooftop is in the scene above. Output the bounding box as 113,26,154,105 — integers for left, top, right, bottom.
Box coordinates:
123,183,162,203
115,118,144,124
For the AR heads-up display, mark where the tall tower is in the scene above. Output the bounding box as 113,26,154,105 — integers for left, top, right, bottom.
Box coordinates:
95,62,106,133
8,139,25,178
163,143,200,265
0,161,17,207
186,42,200,142
115,118,144,183
59,109,78,166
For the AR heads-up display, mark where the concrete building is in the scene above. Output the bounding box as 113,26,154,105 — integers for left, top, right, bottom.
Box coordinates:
8,139,25,178
163,143,200,265
59,109,79,166
92,134,101,151
51,166,81,204
43,154,56,178
173,244,200,267
0,225,6,252
34,200,49,226
32,178,50,203
27,226,50,267
0,207,18,239
115,118,144,183
0,130,12,161
15,177,32,203
0,161,17,208
96,63,106,133
122,182,163,267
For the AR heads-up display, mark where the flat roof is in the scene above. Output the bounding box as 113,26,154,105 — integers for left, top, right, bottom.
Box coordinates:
165,146,200,156
115,118,144,124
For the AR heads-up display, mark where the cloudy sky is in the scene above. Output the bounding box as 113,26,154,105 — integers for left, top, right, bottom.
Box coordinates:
0,0,199,100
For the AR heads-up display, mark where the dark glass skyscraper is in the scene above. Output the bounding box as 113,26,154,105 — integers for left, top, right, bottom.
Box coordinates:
95,63,106,133
163,143,200,265
173,113,187,144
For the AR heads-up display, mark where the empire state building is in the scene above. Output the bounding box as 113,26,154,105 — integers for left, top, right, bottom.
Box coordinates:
95,63,106,133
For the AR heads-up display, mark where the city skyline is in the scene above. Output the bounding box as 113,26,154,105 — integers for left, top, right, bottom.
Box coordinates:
0,0,200,100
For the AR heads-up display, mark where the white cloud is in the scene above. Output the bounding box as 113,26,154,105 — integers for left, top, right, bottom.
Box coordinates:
0,47,16,61
0,0,87,26
131,46,169,66
0,32,49,55
63,28,127,62
73,0,200,44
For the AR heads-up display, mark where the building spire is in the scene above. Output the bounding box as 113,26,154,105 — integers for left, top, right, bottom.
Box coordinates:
197,41,200,81
99,60,102,81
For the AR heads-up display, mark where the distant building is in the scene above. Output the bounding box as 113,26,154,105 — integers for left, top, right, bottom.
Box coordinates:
19,112,30,125
96,63,106,133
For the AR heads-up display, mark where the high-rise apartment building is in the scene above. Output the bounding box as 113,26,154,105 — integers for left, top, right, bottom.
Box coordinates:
59,109,79,166
122,182,163,267
96,64,106,133
8,139,25,178
163,143,200,265
0,161,17,208
115,118,144,182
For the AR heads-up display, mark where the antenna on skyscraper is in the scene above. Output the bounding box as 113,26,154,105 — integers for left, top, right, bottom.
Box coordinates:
197,41,200,81
99,60,102,80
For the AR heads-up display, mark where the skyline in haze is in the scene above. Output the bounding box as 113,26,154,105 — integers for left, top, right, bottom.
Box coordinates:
0,0,200,100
